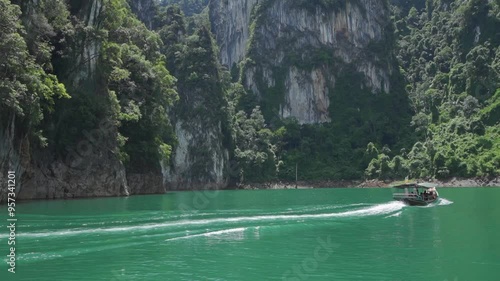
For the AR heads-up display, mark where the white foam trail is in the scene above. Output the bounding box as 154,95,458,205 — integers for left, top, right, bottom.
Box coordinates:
279,203,369,214
3,240,151,263
385,211,402,218
421,197,454,208
165,227,248,241
214,203,368,216
1,202,405,239
438,198,453,206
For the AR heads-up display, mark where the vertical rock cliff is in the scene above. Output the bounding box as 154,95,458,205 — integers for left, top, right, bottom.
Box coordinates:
209,0,260,68
210,0,394,124
160,23,230,190
0,0,130,202
163,119,228,190
27,0,129,200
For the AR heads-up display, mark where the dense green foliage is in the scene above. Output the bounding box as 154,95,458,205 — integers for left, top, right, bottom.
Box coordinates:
0,0,279,185
102,0,178,171
238,0,412,181
160,0,209,16
0,0,70,146
277,67,413,181
1,0,178,173
366,0,500,180
236,0,499,182
1,0,498,187
227,83,282,183
157,6,279,183
158,5,233,178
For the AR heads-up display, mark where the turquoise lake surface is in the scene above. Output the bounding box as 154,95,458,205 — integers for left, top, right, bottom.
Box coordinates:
1,187,499,280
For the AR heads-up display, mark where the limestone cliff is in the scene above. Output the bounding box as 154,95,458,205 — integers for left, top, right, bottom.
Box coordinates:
160,24,230,190
0,0,404,203
0,0,130,203
162,119,228,190
124,2,230,190
209,0,260,68
210,0,394,124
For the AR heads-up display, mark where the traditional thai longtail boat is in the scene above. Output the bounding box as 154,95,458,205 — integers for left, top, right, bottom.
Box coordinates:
392,182,439,206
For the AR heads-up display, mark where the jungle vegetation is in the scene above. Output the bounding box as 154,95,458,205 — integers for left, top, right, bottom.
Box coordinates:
1,0,498,185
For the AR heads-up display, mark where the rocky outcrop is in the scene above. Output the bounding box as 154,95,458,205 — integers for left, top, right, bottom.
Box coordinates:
127,173,164,194
19,146,129,200
210,0,393,124
0,117,131,202
0,0,134,203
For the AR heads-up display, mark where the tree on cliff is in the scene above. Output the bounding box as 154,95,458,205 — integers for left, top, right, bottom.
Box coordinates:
0,0,69,146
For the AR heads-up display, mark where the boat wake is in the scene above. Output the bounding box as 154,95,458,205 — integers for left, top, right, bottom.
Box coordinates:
1,201,409,263
0,201,406,240
165,227,249,241
421,197,454,208
385,211,402,218
437,198,454,206
162,202,406,241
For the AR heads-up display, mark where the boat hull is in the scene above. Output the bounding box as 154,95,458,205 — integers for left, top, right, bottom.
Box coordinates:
395,197,439,206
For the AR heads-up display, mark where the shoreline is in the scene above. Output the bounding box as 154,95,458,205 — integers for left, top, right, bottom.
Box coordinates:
5,177,499,205
236,177,500,190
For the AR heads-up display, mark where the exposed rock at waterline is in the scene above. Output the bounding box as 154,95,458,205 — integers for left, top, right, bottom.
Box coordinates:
127,173,164,195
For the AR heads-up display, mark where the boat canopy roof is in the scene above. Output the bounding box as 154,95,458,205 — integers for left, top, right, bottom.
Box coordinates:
392,182,438,189
417,182,438,188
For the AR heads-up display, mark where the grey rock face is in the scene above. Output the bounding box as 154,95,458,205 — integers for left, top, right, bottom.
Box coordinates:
19,150,130,201
210,0,393,124
209,0,261,68
162,119,228,191
127,173,164,194
0,117,131,202
281,67,332,124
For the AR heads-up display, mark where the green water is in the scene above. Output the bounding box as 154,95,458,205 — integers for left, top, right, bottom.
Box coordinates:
1,188,499,281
